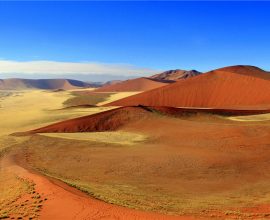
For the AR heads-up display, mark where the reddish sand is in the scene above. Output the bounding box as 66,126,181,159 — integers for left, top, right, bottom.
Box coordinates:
216,65,270,79
105,65,270,109
21,106,270,134
13,105,270,219
95,77,170,92
27,107,150,133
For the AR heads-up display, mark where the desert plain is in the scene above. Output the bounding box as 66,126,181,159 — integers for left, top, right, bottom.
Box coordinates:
2,66,270,219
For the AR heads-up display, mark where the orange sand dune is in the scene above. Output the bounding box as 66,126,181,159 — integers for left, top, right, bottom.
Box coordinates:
95,77,171,92
105,65,270,109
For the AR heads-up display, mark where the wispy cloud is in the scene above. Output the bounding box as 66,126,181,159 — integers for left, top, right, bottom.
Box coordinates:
0,60,159,76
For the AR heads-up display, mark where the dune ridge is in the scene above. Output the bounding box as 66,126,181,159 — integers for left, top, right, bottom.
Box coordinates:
95,77,171,92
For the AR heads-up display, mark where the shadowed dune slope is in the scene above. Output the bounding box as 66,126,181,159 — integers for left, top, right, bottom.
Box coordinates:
105,65,270,109
27,107,152,133
23,106,270,134
95,77,171,92
0,78,95,90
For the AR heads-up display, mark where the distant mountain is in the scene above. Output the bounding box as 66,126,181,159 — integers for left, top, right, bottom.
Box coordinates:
0,78,98,90
95,77,170,92
102,80,123,87
150,69,201,81
0,73,137,83
105,65,270,109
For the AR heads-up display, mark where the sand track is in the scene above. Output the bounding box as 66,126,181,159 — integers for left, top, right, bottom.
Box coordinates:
1,151,194,220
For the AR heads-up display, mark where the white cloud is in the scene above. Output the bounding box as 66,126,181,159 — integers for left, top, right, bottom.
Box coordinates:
0,60,159,76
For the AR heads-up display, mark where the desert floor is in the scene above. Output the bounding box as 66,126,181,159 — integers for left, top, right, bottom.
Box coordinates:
1,90,270,219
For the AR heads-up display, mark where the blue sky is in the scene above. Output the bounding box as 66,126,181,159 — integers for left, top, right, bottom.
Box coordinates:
0,1,269,79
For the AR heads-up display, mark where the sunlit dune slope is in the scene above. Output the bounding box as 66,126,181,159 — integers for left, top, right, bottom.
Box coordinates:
105,65,270,109
95,77,171,92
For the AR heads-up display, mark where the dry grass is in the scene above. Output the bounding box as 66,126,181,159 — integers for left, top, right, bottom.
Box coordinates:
63,91,113,107
2,89,270,218
63,91,141,107
0,90,70,135
0,135,43,219
0,89,114,135
0,171,44,220
0,89,113,218
19,116,270,216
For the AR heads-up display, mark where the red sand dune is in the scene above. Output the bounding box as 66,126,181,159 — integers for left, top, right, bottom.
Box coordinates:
95,77,171,92
105,65,270,109
23,106,270,134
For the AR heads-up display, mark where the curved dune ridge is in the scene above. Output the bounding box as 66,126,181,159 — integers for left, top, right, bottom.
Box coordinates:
28,107,150,133
105,65,270,109
0,78,95,90
216,65,270,78
21,106,270,134
95,77,171,92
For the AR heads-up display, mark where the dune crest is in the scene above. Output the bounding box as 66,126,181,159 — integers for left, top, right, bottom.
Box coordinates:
95,77,171,92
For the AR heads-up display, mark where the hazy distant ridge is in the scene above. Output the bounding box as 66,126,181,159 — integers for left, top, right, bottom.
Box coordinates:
0,78,98,90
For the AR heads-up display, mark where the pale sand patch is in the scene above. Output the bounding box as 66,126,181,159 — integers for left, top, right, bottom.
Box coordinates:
0,90,72,135
0,90,113,136
69,88,96,92
97,92,141,106
228,113,270,122
40,131,147,145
